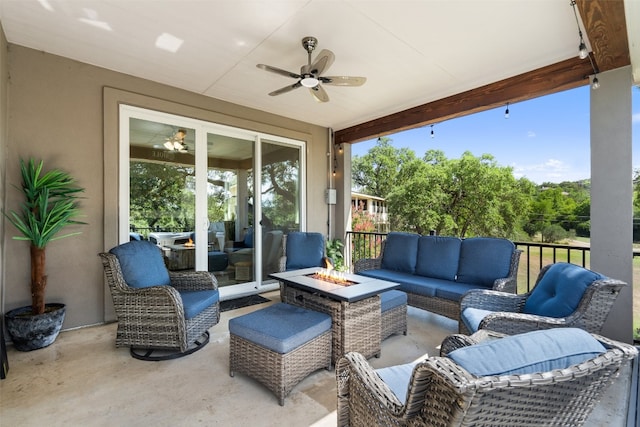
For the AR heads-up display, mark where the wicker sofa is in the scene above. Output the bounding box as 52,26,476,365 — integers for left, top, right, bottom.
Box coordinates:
354,233,521,321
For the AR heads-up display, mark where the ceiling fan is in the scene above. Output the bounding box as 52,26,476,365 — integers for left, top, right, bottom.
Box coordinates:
257,36,366,103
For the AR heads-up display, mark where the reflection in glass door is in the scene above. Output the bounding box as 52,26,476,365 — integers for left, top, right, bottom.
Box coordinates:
259,139,302,283
121,105,305,298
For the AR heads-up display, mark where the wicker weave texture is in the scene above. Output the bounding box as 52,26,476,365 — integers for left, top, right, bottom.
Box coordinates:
459,263,626,335
381,304,407,341
336,332,638,427
229,331,331,406
281,284,381,363
98,252,220,352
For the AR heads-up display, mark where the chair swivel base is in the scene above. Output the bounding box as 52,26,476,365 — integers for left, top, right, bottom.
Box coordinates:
129,331,210,361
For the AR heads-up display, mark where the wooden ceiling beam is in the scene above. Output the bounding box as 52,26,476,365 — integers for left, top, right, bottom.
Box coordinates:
334,57,593,145
334,0,630,146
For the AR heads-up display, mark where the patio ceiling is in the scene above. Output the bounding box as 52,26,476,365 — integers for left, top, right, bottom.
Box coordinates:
0,0,636,144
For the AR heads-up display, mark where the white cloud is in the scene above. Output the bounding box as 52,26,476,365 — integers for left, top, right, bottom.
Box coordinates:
511,159,580,184
633,112,640,123
527,130,536,138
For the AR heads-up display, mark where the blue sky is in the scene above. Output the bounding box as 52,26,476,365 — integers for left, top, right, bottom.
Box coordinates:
352,86,640,185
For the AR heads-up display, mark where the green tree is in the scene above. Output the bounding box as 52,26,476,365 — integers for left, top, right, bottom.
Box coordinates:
352,137,416,197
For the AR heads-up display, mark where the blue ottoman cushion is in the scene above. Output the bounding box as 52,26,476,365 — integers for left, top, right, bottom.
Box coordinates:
380,290,407,312
110,240,170,288
229,302,332,354
448,328,606,377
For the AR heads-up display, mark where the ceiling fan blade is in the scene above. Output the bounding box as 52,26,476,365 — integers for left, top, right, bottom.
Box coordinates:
309,49,335,75
309,84,329,103
268,81,302,96
320,76,367,86
257,64,301,79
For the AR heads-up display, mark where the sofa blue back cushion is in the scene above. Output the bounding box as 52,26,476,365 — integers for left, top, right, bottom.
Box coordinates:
110,240,170,288
456,237,514,287
381,232,420,274
448,328,606,377
286,232,325,270
415,236,462,280
523,262,604,318
244,228,254,247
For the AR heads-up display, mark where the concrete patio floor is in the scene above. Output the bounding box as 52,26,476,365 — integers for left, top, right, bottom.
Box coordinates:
0,290,634,426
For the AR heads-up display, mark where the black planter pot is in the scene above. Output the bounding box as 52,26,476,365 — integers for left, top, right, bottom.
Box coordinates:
4,303,66,351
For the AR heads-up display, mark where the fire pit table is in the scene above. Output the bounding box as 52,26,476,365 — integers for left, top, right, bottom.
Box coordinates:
269,268,399,363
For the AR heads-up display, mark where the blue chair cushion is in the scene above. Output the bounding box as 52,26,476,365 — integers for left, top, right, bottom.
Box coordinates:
415,236,462,281
457,237,515,287
448,328,606,377
179,289,220,319
523,263,605,318
460,307,494,333
243,228,254,248
207,251,229,272
376,359,423,403
380,232,420,274
228,302,332,354
380,290,407,312
286,232,325,270
110,240,170,288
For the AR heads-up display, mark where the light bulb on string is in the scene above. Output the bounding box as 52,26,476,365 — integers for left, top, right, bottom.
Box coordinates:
504,102,510,119
430,125,434,139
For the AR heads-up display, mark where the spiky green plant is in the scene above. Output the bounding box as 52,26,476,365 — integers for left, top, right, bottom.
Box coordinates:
4,158,85,315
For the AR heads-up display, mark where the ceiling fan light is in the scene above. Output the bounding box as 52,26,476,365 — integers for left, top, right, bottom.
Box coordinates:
164,141,174,150
301,76,319,88
174,141,184,150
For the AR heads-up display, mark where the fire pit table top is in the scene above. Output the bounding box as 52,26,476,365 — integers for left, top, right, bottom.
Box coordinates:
269,268,399,302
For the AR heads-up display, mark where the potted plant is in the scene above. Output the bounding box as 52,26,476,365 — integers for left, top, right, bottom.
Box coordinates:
3,158,85,351
326,238,346,271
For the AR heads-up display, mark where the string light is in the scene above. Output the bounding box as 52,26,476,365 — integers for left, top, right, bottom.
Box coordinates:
504,102,510,119
333,144,338,177
570,1,600,90
430,125,434,138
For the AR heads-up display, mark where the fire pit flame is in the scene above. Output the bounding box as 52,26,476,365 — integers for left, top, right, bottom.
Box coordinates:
308,267,356,286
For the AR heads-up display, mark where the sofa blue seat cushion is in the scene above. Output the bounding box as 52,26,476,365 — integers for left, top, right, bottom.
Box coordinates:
286,232,325,270
460,307,494,333
523,262,605,318
110,240,171,288
179,289,220,319
380,290,407,312
228,302,332,354
434,281,484,302
448,328,606,377
457,237,515,287
357,269,451,298
415,236,462,281
380,232,420,274
376,358,424,403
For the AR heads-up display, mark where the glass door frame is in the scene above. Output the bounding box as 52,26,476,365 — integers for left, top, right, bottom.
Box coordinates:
119,105,306,296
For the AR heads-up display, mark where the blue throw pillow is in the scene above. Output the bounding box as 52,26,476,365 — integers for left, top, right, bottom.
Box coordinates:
380,232,420,274
523,263,604,318
448,328,606,377
415,236,462,280
110,240,170,288
456,237,514,287
286,232,325,270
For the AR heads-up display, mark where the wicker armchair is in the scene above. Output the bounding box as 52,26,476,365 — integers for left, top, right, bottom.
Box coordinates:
336,329,637,427
99,241,220,361
459,263,626,335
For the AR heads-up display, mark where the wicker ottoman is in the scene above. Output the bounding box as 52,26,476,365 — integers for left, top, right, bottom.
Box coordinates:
380,290,408,340
229,302,332,405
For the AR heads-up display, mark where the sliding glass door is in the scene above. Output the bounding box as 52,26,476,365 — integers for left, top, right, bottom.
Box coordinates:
119,105,304,297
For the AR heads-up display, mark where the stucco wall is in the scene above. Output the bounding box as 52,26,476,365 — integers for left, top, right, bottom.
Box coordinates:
4,44,331,329
0,23,8,320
